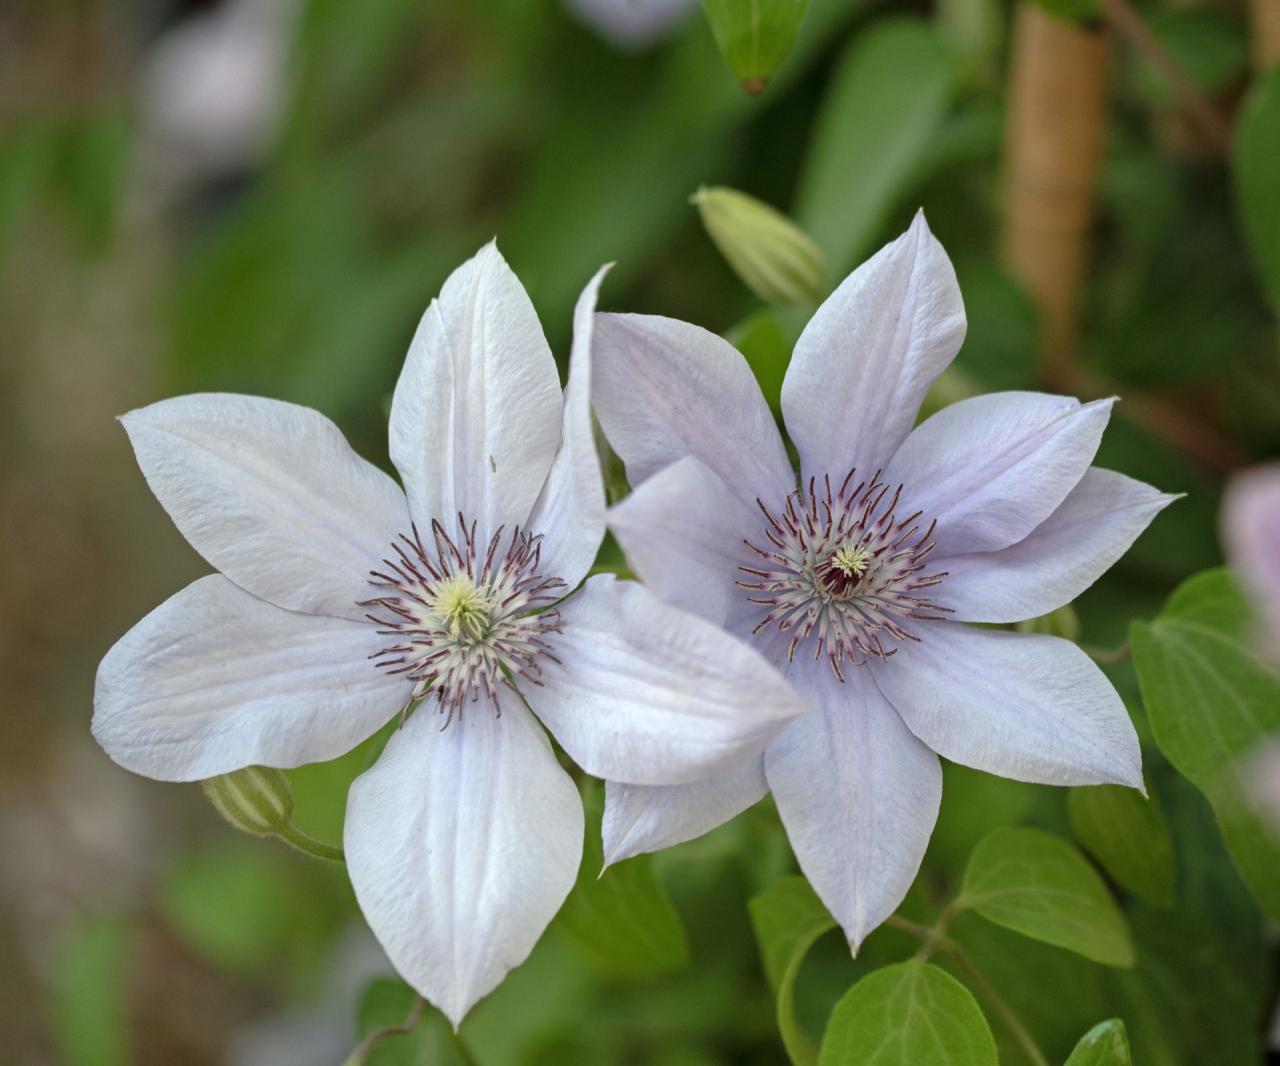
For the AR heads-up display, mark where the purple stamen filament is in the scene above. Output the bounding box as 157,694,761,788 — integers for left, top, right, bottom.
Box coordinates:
360,515,565,726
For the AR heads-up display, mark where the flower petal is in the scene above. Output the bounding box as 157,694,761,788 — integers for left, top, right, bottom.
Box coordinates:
344,699,583,1028
608,455,757,629
884,391,1114,557
601,757,768,866
780,211,966,480
389,243,564,539
1223,464,1280,652
873,622,1143,788
525,575,808,786
592,312,794,505
121,393,409,621
526,266,611,589
92,576,408,781
942,468,1177,623
764,666,942,950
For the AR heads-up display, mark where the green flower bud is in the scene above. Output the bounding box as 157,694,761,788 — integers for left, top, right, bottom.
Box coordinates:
692,185,827,305
1015,604,1081,642
200,766,294,837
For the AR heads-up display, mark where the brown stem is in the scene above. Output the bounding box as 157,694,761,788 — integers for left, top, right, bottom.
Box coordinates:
1098,0,1233,153
1001,5,1111,386
344,998,426,1065
1060,366,1247,474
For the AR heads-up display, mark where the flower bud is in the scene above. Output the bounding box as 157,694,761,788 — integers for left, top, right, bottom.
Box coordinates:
692,185,826,305
1015,604,1081,642
200,766,294,836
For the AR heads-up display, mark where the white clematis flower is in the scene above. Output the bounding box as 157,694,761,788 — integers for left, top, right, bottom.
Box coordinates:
565,0,697,47
92,244,806,1025
1223,463,1280,660
592,212,1175,951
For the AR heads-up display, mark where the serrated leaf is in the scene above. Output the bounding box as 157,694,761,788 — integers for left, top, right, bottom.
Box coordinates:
701,0,810,92
1068,784,1176,906
748,875,837,1065
1065,1019,1133,1065
1130,568,1280,920
1233,67,1280,309
818,961,997,1065
556,785,690,978
961,827,1134,967
796,18,956,275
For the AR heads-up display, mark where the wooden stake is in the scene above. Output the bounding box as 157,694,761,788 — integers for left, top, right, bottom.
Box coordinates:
1000,5,1110,389
1251,0,1280,72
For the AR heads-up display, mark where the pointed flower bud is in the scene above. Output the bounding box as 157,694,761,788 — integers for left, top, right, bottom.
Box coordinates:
200,765,294,836
692,185,827,305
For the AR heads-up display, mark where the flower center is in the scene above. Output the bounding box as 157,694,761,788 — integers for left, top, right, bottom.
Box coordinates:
359,517,565,724
738,469,950,680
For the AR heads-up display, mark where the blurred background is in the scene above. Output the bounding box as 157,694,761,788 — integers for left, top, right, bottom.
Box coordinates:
2,0,1278,1063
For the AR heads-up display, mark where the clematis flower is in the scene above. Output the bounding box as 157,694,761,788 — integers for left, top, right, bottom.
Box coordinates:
92,245,806,1025
565,0,697,47
591,212,1174,950
1222,463,1280,660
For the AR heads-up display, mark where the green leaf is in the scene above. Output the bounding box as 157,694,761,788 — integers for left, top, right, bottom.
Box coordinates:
1065,1019,1133,1065
748,875,837,1066
1131,568,1280,920
1067,784,1176,906
701,0,810,92
796,18,956,275
818,961,997,1065
51,911,134,1066
556,785,690,978
1233,67,1280,309
1135,10,1247,106
961,827,1135,967
726,310,796,411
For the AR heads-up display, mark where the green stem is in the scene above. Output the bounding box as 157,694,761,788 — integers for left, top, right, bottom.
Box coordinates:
275,822,346,863
887,908,1050,1066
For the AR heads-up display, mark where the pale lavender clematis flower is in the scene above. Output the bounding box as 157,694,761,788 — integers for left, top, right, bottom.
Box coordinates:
592,212,1174,950
1223,463,1280,660
565,0,697,47
92,244,806,1025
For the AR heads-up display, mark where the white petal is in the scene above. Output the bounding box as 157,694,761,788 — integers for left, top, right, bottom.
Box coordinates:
780,211,966,481
884,391,1114,557
1223,464,1280,652
526,266,610,589
121,393,409,621
608,455,756,629
389,243,564,540
525,575,808,786
873,623,1143,788
592,312,794,505
344,699,582,1028
942,468,1177,623
565,0,696,47
601,758,768,865
92,576,408,781
764,667,942,950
